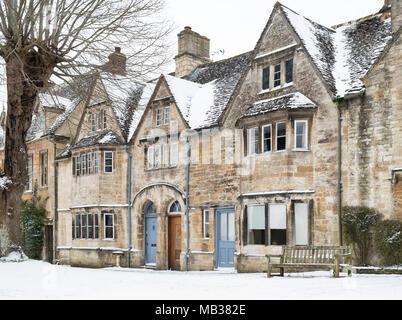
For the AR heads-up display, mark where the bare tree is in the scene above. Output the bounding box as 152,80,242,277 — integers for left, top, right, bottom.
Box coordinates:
0,0,172,253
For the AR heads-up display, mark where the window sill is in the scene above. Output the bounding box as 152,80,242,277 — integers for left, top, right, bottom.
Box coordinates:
292,149,311,152
102,239,115,242
201,238,210,241
258,82,294,95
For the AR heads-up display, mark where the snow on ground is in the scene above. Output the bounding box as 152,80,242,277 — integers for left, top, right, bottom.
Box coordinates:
0,260,401,300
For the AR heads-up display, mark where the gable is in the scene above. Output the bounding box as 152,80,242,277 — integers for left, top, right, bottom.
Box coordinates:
258,11,298,55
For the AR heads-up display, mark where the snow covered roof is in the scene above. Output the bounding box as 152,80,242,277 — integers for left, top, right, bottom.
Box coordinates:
39,93,75,111
44,73,97,136
279,4,393,98
72,130,123,150
100,73,155,142
164,52,252,129
242,92,316,118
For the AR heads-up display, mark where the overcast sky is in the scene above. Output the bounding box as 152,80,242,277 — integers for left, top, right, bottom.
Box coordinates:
165,0,385,66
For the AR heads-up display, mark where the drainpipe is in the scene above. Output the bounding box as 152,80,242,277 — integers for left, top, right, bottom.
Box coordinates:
53,141,58,264
185,137,191,272
337,102,343,246
124,146,133,268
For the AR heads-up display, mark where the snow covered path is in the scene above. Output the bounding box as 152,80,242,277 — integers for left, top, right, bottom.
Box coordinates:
0,260,401,300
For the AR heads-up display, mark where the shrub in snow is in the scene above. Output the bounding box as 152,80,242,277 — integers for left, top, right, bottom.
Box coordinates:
374,220,402,266
0,250,28,263
0,226,10,257
21,182,49,260
341,206,381,266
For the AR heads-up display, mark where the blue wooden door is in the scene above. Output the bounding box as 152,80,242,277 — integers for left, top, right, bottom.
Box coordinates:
216,209,235,268
145,215,157,265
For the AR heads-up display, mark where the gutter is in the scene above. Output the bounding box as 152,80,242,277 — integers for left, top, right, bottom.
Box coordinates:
53,141,58,263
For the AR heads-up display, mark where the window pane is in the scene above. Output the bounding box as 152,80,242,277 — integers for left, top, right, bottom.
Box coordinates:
81,214,87,239
164,107,170,125
286,59,293,83
147,146,154,169
94,153,99,173
269,204,286,229
220,213,228,241
88,214,94,239
170,143,178,167
248,206,265,245
296,122,307,149
270,230,287,246
277,123,286,151
295,203,309,245
203,210,210,238
75,215,81,238
248,128,259,155
274,64,281,87
94,214,99,239
103,110,107,129
262,67,270,90
156,109,162,126
263,126,271,152
98,111,101,129
105,214,113,226
228,212,235,241
104,152,113,173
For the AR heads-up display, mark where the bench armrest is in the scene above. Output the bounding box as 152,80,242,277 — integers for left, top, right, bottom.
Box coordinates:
266,254,283,263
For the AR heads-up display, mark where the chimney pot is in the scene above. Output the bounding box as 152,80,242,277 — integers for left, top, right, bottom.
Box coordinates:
115,47,121,54
184,26,192,30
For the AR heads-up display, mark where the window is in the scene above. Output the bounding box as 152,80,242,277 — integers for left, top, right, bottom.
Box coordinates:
147,146,154,169
248,127,259,155
74,214,99,240
94,214,99,239
285,59,293,83
262,67,270,90
295,203,309,245
276,122,286,151
269,204,287,245
262,125,272,153
94,152,99,174
26,155,33,192
41,152,48,186
220,211,235,242
247,205,265,245
169,201,182,214
162,144,169,168
203,209,210,239
104,213,114,240
91,113,96,131
97,111,102,130
88,214,94,239
295,120,308,150
156,109,163,126
274,64,281,87
75,215,81,239
81,154,87,175
81,214,87,238
155,144,161,169
88,153,93,174
104,151,113,173
170,142,178,167
164,107,170,125
103,110,107,129
75,155,81,176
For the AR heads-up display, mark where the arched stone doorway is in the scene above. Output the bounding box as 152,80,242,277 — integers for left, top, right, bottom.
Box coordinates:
144,201,157,266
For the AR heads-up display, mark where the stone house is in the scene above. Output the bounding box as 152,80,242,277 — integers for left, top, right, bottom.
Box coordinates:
1,0,401,270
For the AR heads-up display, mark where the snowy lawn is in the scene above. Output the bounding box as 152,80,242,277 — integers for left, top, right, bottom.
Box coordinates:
0,260,401,300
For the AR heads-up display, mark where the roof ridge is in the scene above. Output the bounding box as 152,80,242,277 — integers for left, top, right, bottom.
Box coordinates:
190,50,254,71
332,12,384,30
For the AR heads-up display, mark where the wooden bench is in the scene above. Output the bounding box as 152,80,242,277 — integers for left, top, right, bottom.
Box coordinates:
267,246,353,278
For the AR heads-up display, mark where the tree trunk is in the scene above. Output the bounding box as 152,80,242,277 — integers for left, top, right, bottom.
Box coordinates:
0,50,55,255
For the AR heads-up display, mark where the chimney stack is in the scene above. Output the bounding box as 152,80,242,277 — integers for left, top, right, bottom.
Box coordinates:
102,47,127,76
174,27,211,78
